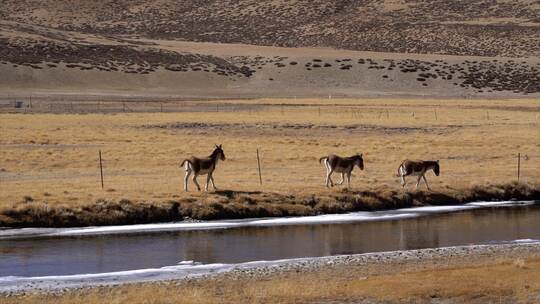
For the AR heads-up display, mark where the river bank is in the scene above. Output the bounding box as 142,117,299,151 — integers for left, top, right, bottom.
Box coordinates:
1,182,538,228
3,241,539,303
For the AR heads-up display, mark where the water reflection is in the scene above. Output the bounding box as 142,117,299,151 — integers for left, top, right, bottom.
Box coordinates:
0,205,538,277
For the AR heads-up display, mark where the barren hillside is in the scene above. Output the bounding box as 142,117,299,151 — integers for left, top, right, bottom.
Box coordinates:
2,0,539,57
1,0,539,98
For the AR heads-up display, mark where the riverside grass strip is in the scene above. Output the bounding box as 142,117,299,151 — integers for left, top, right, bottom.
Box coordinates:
0,182,538,227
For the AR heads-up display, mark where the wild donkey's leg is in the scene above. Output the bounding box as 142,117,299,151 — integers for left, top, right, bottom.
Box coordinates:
422,175,431,191
415,175,422,190
205,174,211,192
210,174,217,190
192,174,201,191
184,169,191,192
325,169,334,187
325,161,334,187
399,166,406,187
338,173,345,185
346,171,351,188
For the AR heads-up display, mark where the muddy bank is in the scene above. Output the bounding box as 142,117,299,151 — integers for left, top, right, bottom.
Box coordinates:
0,182,538,228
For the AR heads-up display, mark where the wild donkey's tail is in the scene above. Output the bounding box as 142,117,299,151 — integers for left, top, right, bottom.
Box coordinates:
396,163,403,177
180,159,190,168
319,156,328,164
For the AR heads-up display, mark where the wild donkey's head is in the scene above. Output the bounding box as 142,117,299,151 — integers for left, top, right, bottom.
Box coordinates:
355,153,364,170
433,160,440,176
212,144,226,161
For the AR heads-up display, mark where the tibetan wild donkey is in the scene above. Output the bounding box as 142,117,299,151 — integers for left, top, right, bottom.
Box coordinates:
320,154,364,188
180,145,226,191
397,159,439,190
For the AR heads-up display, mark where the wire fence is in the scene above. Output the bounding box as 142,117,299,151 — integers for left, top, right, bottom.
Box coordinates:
0,99,271,114
1,150,537,195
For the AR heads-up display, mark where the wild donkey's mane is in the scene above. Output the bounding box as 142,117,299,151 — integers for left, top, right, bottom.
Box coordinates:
210,148,221,158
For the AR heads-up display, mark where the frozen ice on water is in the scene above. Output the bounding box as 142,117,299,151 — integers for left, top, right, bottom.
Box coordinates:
0,200,535,239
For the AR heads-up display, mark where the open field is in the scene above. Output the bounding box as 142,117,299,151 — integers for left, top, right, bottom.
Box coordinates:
1,98,539,226
4,243,540,303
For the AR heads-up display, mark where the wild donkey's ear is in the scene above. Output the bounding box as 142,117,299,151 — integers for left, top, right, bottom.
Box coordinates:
360,153,363,157
219,144,223,148
437,160,439,163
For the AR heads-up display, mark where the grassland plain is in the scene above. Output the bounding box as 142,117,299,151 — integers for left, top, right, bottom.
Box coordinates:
0,98,539,227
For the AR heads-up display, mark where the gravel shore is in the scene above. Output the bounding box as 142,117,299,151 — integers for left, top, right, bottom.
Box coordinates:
220,241,540,280
3,241,539,297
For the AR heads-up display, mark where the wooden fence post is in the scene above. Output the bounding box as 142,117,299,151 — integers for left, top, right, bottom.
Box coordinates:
99,150,104,189
517,152,521,182
256,149,262,185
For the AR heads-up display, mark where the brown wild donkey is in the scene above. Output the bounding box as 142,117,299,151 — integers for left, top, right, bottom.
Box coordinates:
319,154,364,188
397,159,439,190
180,145,226,191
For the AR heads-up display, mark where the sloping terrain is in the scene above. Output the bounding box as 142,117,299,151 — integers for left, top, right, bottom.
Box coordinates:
1,0,539,57
0,0,539,98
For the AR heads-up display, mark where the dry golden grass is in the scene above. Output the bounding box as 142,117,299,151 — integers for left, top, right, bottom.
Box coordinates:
6,256,540,304
0,98,539,225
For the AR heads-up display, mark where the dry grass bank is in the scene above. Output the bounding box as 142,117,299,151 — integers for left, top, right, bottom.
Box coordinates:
6,254,540,303
0,182,538,227
1,98,539,227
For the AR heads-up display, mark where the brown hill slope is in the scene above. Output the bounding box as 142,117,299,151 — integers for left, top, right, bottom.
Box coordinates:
1,0,539,57
1,21,539,98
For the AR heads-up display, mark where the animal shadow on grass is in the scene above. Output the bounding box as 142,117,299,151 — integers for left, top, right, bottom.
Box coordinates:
213,189,263,198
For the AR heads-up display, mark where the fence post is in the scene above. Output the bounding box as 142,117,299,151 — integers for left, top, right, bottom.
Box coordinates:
256,148,262,185
99,150,104,189
517,152,521,182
